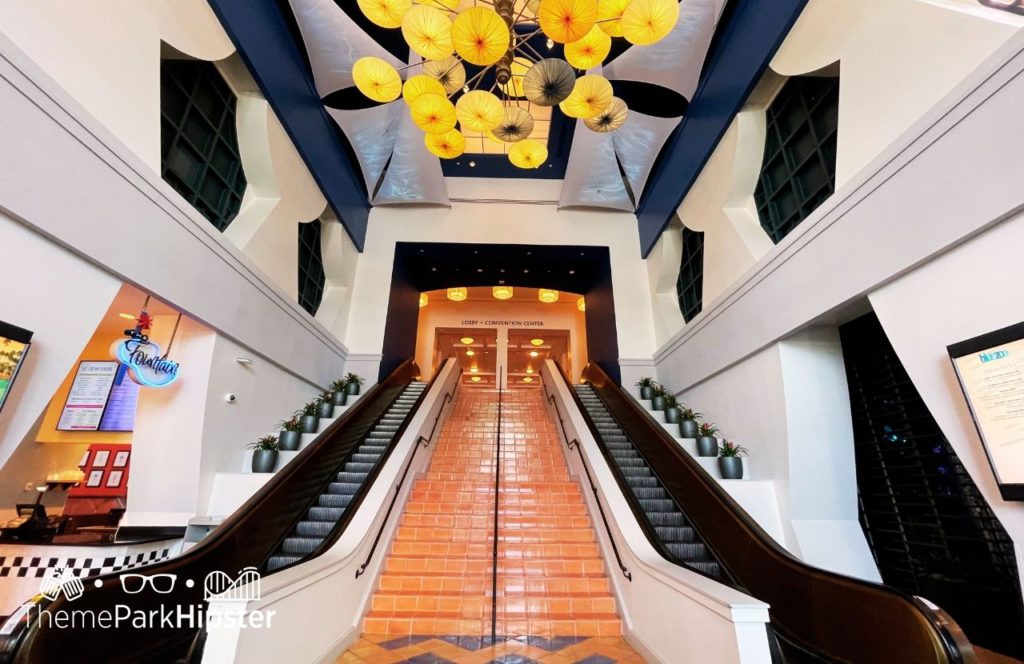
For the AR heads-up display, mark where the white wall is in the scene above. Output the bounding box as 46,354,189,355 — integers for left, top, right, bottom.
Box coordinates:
649,10,1024,581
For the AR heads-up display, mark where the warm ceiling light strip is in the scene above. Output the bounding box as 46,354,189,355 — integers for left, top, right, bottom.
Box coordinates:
492,285,514,300
538,289,559,303
447,287,468,302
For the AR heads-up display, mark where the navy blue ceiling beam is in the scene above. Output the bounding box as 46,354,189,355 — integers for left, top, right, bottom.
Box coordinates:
207,0,371,250
635,0,808,258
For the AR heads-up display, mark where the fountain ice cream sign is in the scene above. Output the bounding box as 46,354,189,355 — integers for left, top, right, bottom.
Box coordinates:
110,337,180,388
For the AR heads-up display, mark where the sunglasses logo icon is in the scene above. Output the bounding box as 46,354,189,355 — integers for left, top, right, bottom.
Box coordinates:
119,573,177,595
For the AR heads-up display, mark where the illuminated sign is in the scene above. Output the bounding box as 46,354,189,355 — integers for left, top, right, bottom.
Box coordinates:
110,338,180,388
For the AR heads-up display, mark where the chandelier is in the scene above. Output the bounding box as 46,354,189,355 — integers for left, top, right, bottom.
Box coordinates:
353,0,679,169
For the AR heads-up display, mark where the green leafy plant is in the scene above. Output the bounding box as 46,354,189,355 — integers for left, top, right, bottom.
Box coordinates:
329,379,347,393
650,383,667,397
278,417,302,433
718,441,748,458
635,376,656,388
662,394,679,410
299,401,318,417
344,372,364,388
317,391,333,405
248,435,279,451
698,422,720,438
679,407,702,422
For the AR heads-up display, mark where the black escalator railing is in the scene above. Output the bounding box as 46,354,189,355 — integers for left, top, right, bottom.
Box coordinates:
0,359,432,664
563,362,976,664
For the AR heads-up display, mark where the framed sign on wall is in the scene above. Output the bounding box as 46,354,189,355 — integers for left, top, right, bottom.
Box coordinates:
948,322,1024,500
0,321,32,414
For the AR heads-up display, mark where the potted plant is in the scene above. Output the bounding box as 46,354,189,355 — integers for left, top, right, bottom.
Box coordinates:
317,391,335,419
650,384,667,411
718,441,748,479
278,416,302,451
248,435,279,473
696,422,720,457
298,401,319,433
679,407,701,439
329,379,347,406
663,394,682,424
635,376,657,400
343,373,364,403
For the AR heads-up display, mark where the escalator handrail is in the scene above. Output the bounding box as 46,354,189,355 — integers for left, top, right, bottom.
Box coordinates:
1,359,422,664
578,362,975,664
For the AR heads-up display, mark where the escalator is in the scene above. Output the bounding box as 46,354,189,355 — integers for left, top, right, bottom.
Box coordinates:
556,362,977,664
0,359,435,664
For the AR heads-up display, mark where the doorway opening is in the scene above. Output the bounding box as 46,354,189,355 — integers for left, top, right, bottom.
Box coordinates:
416,286,587,389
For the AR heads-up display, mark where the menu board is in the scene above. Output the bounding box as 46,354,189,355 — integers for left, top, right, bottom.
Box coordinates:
949,323,1024,500
0,321,32,413
57,361,119,431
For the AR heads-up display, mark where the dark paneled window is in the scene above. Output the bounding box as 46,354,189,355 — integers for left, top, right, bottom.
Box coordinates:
754,75,838,243
298,220,326,316
160,59,246,232
675,225,704,323
840,311,1024,657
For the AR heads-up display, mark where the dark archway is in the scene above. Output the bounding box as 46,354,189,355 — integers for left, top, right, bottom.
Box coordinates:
381,242,620,384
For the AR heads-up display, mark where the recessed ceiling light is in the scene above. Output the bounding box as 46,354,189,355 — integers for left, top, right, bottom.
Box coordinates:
530,339,544,346
470,367,478,373
469,161,476,168
471,376,481,382
461,337,474,345
466,350,475,356
118,313,136,320
529,351,539,358
526,368,534,374
522,376,534,383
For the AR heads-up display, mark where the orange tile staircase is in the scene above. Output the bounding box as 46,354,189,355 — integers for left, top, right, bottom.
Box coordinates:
357,388,632,647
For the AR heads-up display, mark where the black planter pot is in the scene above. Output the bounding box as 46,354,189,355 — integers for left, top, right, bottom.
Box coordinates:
331,392,346,407
640,386,654,400
251,450,278,473
318,402,335,419
300,414,319,433
696,436,718,457
278,430,301,451
651,395,666,411
680,420,699,439
719,456,744,479
344,382,361,396
665,407,681,424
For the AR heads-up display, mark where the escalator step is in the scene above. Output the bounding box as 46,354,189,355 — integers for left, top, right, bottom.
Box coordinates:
687,561,722,578
357,445,387,455
610,449,640,460
625,476,658,488
328,482,362,495
267,555,302,572
336,472,368,483
665,542,707,560
282,536,325,555
319,493,354,508
297,521,335,537
308,506,345,521
639,498,676,512
656,526,696,542
619,466,652,478
345,462,375,473
647,512,686,527
613,457,645,467
631,487,667,500
351,453,381,464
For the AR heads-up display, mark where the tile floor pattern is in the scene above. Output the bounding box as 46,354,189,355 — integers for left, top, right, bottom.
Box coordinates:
342,389,643,663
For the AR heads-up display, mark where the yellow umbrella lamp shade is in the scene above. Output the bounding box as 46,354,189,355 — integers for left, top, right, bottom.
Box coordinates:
538,0,598,44
411,93,458,134
353,57,403,103
358,0,412,28
596,0,630,37
452,7,510,66
402,5,454,60
509,139,548,169
584,96,628,132
456,90,504,132
403,74,446,105
414,0,458,9
492,106,535,143
621,0,679,46
423,56,466,94
559,74,613,119
564,25,612,70
425,129,466,159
